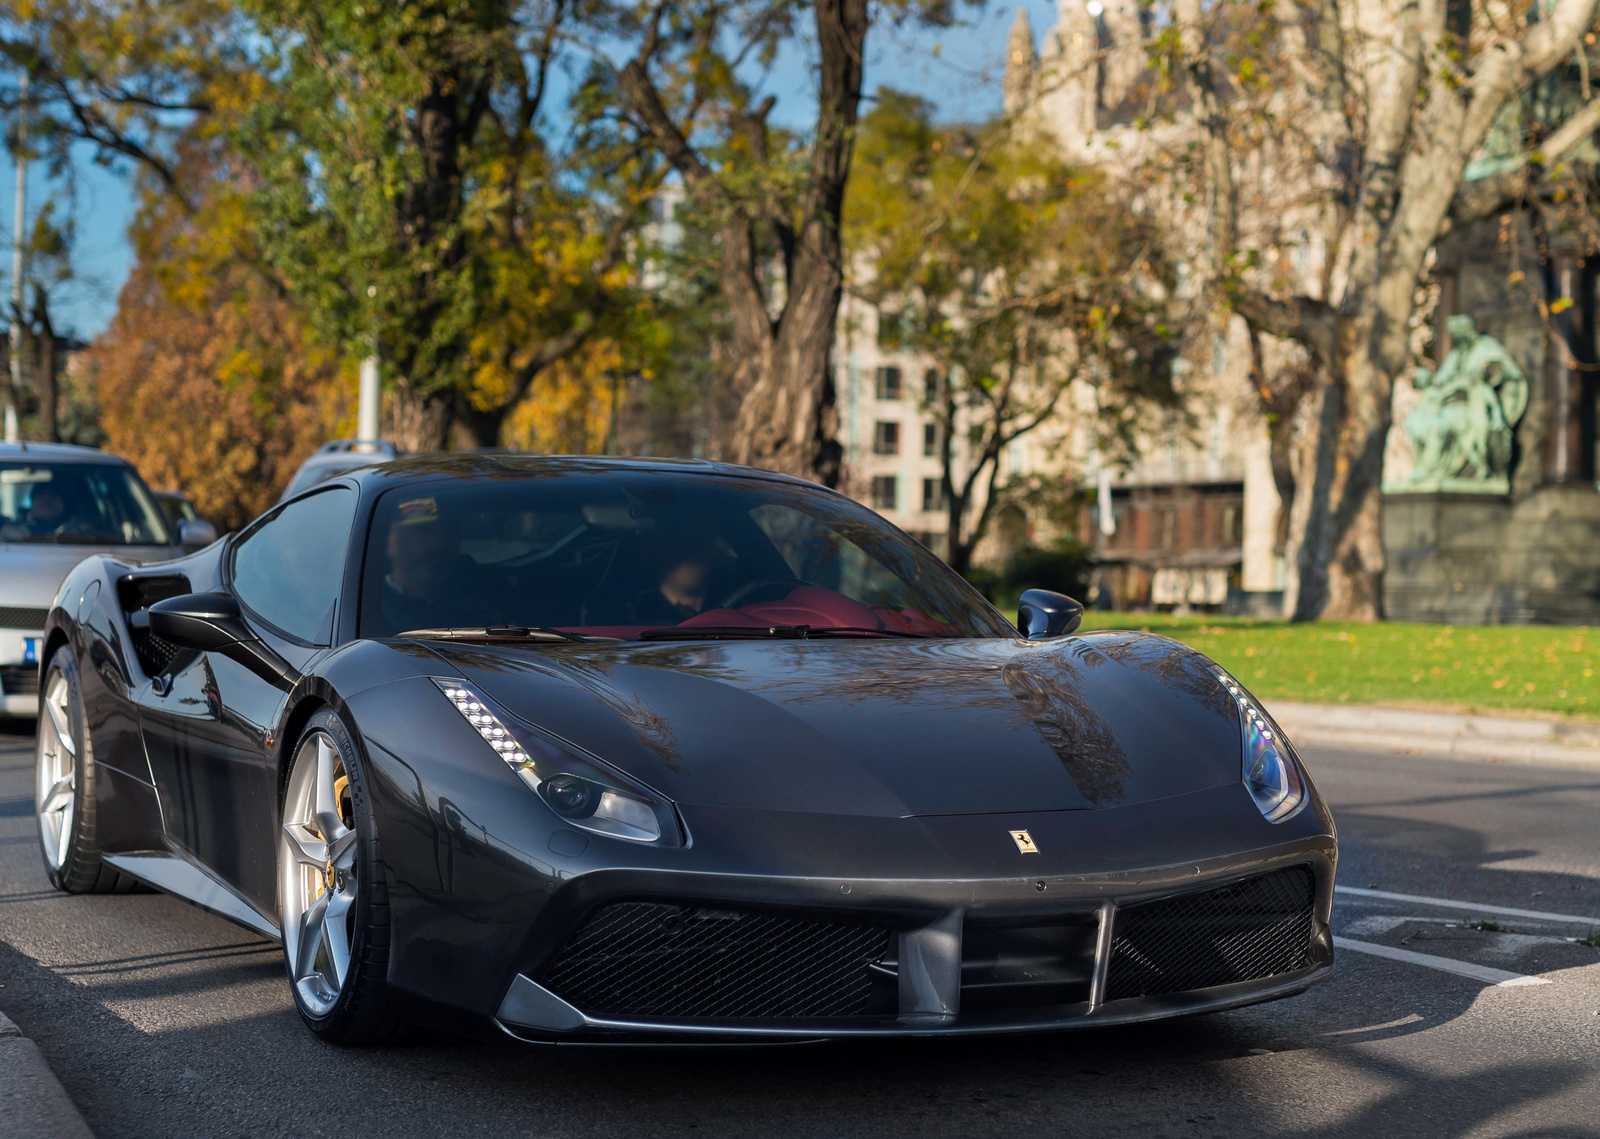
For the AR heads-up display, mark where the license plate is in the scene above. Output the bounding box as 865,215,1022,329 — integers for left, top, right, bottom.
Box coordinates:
23,638,37,665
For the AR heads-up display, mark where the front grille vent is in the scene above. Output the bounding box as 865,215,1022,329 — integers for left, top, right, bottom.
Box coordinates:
1105,865,1316,1001
540,902,893,1021
0,606,48,631
0,665,40,698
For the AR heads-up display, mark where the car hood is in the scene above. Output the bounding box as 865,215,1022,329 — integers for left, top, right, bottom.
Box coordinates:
0,544,175,610
429,631,1246,819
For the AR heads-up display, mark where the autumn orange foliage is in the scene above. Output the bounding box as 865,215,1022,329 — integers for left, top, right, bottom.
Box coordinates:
503,339,624,455
89,258,349,533
83,144,351,533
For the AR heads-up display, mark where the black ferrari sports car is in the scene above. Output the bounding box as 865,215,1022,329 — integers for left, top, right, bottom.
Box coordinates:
34,455,1335,1043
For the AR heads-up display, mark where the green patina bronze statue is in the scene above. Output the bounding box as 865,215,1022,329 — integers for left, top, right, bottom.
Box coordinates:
1397,313,1528,492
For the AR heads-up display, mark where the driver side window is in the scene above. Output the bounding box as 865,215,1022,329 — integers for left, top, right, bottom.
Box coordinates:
232,488,357,644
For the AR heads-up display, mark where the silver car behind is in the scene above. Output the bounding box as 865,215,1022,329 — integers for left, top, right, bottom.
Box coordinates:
0,442,208,717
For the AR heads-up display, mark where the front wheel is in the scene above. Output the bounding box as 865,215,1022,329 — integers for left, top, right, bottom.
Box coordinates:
278,708,408,1044
36,649,137,894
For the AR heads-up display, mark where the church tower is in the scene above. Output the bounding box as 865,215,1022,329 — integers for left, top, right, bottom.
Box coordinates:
1036,0,1100,149
1003,8,1038,118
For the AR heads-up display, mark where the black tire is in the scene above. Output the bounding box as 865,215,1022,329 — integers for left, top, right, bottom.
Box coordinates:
279,707,409,1045
36,648,138,895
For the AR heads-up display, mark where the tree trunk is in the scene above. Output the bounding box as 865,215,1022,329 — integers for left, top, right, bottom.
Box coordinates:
1318,345,1392,620
453,397,505,451
5,319,28,436
730,328,843,484
390,383,453,452
1283,374,1339,620
619,0,865,487
725,0,864,487
34,286,57,442
1284,323,1393,622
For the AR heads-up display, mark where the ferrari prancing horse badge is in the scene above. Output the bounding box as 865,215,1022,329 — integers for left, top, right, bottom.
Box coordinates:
1010,829,1039,854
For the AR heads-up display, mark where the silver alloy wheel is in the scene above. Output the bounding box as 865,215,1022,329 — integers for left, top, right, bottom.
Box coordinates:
279,732,360,1018
36,669,76,872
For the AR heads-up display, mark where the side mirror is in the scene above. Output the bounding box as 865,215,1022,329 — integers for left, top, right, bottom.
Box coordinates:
178,518,219,551
147,592,293,685
1016,588,1084,640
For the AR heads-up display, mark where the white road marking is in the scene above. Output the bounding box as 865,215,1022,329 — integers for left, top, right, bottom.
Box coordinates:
1333,936,1551,987
1319,1013,1424,1037
1334,885,1600,926
1340,914,1453,937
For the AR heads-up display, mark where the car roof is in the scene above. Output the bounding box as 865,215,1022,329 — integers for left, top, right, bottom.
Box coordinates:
0,441,135,467
299,451,385,472
314,439,398,457
337,453,824,495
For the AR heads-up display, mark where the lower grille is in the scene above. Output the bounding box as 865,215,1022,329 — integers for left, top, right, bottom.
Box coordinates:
540,902,893,1020
0,665,39,698
0,606,47,630
1105,865,1316,1001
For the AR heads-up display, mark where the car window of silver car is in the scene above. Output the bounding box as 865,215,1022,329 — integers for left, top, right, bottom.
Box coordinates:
230,487,356,645
0,463,171,546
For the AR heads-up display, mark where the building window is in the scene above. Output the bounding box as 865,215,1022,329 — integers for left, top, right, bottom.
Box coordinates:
922,478,946,512
909,530,950,559
923,422,938,457
923,368,941,403
875,366,902,400
871,475,898,511
873,420,900,455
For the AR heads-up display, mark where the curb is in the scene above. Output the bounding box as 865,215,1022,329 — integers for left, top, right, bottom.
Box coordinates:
1269,700,1600,769
0,1012,94,1139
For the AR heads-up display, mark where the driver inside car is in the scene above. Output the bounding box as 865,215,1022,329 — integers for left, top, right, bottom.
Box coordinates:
380,496,476,631
3,481,93,541
628,514,730,625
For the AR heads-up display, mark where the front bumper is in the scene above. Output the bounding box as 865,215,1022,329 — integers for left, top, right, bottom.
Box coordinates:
491,843,1335,1041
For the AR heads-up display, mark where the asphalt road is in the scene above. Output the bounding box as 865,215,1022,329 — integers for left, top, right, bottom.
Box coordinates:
2,722,1599,1139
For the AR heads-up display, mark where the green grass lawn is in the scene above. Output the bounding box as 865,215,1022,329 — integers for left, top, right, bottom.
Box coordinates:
1078,613,1598,718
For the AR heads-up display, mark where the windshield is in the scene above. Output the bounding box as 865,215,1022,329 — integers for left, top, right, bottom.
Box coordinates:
358,472,1010,640
0,463,171,546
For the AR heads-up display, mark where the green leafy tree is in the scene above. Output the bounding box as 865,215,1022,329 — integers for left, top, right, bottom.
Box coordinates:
1,2,241,206
8,1,667,451
239,0,663,449
845,91,1179,573
609,0,972,486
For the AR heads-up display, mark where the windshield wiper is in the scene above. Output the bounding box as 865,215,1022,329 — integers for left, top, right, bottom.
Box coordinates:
400,626,593,644
638,624,931,641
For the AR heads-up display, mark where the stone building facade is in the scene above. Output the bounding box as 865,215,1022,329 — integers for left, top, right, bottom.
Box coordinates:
836,1,1600,621
836,3,1292,610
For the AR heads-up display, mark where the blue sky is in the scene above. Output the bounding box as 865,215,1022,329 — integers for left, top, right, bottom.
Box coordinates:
0,0,1060,342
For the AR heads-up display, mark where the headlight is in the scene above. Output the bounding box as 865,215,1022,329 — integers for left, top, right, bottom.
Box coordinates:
433,678,681,845
1210,667,1307,823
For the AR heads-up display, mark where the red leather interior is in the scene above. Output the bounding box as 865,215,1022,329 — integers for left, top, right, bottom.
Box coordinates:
561,587,957,638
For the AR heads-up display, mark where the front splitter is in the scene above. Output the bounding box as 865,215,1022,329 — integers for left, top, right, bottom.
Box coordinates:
493,959,1334,1043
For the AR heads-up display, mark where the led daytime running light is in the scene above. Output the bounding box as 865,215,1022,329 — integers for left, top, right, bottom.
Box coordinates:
436,681,540,791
